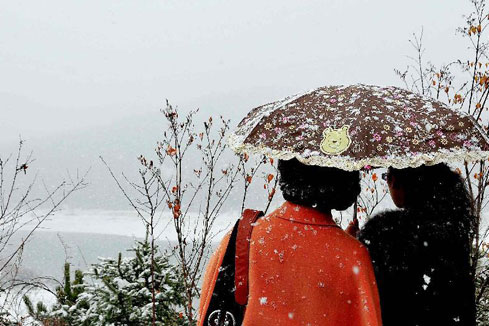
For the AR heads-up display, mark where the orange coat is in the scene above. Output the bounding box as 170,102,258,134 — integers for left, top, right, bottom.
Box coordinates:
198,201,382,326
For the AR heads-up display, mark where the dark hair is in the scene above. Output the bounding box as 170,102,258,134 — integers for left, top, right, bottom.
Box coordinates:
389,164,471,214
389,164,474,241
278,158,360,212
387,164,475,272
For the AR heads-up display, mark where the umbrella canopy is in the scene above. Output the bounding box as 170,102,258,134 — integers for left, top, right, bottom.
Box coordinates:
229,84,489,171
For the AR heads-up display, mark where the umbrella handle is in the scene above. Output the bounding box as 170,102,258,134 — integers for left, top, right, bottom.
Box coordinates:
345,200,360,237
353,200,358,223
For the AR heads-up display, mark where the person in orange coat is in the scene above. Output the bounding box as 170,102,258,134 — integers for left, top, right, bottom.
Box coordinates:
198,158,382,326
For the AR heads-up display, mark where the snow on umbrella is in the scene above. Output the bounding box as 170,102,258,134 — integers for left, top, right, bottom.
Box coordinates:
229,84,489,171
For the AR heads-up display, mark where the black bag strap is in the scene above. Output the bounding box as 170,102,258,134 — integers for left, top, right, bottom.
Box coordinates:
203,209,263,326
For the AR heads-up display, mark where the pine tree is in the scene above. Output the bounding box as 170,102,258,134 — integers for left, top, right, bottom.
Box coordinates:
25,239,188,326
24,262,88,325
77,239,187,325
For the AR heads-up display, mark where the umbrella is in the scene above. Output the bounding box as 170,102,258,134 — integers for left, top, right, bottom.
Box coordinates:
229,84,489,171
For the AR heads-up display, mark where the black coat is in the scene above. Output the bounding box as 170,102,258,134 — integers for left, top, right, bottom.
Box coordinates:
359,208,476,326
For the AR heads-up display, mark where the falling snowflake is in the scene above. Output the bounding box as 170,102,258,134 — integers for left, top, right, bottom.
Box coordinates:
422,274,431,290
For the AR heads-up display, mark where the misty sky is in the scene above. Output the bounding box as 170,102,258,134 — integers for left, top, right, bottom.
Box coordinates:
1,0,472,142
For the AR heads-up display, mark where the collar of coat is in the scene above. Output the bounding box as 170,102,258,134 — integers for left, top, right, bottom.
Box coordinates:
273,201,338,226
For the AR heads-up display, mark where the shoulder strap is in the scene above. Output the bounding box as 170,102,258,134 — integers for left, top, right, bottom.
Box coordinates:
202,209,264,326
203,220,242,326
234,209,264,305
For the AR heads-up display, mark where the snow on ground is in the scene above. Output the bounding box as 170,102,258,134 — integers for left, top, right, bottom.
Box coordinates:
40,209,150,237
31,209,189,240
0,287,57,325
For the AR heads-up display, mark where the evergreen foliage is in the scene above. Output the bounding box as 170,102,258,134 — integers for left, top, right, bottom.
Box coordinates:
24,239,187,326
24,262,87,325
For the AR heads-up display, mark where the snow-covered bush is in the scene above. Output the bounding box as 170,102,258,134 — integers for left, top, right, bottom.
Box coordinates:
24,239,187,326
80,239,187,326
23,262,88,325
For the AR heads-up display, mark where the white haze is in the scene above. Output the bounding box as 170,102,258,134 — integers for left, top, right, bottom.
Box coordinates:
0,0,473,211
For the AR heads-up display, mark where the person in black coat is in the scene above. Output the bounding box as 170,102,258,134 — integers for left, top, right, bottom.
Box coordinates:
358,164,476,326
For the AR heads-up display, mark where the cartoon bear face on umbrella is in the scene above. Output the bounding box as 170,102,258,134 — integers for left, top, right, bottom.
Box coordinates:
320,125,352,155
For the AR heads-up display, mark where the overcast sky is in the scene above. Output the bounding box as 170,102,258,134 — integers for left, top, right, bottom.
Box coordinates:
0,0,472,142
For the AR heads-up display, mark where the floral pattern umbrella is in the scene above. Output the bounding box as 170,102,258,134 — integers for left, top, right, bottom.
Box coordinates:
229,84,489,171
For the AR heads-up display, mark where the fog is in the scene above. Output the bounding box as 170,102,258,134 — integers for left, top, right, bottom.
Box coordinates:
0,0,473,210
